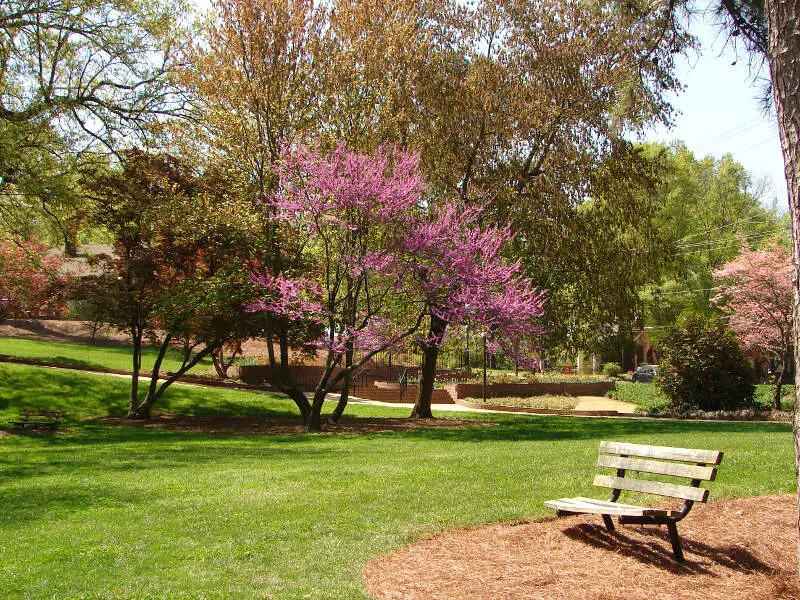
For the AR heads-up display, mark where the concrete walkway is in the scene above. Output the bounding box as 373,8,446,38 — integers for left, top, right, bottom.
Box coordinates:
573,396,638,414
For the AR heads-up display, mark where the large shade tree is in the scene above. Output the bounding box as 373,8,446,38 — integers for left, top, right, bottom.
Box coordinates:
0,0,192,252
187,0,687,362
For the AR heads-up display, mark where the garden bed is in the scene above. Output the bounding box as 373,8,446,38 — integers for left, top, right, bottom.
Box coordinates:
455,397,621,417
463,395,577,410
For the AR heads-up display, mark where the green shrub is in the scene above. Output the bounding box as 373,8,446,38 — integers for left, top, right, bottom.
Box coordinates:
602,362,622,377
656,311,754,412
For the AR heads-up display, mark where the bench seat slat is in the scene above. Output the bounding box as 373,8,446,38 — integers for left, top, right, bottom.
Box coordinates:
594,475,709,502
597,455,717,481
599,441,723,465
544,498,680,518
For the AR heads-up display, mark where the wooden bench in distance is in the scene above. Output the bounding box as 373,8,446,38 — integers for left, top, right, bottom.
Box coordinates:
544,440,723,562
8,409,66,429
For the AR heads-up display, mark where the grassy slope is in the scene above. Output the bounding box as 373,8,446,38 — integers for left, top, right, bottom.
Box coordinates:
609,381,796,412
0,337,213,374
0,363,794,600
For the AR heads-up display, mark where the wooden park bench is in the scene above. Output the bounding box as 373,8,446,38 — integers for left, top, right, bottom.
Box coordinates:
8,409,66,429
544,440,723,562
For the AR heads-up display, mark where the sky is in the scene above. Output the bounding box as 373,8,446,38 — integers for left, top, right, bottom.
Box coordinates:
642,11,788,210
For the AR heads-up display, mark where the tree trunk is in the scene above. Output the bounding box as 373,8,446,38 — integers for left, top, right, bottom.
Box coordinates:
264,313,312,421
330,350,353,423
773,351,791,410
63,219,80,258
765,0,800,575
211,351,227,379
131,341,216,419
411,313,448,419
127,328,143,418
131,335,172,419
307,354,340,431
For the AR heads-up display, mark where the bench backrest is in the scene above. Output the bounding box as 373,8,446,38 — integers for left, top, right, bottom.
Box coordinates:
594,441,723,503
19,409,66,417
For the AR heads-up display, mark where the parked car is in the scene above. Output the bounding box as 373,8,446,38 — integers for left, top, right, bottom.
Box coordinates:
632,364,658,383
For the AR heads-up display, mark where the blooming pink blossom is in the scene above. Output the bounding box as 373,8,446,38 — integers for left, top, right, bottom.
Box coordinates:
712,242,792,361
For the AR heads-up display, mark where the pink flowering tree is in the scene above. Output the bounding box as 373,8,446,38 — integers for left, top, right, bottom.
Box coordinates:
252,144,547,428
398,202,547,418
251,144,428,430
713,242,793,409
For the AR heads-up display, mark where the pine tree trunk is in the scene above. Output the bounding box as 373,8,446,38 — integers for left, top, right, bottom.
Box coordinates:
765,0,800,576
411,313,448,419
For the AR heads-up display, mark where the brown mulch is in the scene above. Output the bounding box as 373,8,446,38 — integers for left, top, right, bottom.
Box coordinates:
365,495,800,600
92,413,495,435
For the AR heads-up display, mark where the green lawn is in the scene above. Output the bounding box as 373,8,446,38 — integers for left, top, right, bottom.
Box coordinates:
608,381,796,412
0,337,214,375
0,363,794,600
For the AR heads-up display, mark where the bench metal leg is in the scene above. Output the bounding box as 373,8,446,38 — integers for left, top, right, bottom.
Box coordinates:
666,521,684,562
601,514,615,531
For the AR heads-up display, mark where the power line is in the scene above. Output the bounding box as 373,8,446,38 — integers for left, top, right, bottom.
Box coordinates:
650,287,717,295
676,230,789,255
692,117,765,152
677,227,789,249
676,214,772,242
727,137,779,157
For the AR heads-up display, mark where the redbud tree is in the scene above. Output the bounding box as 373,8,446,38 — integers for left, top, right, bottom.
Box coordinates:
398,202,547,418
251,144,429,430
252,144,547,429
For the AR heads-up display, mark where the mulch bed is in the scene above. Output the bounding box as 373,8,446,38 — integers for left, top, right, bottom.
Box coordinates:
92,413,495,435
365,495,800,600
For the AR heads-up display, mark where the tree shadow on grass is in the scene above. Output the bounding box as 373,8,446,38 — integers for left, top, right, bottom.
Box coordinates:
398,414,791,444
0,362,300,423
562,523,772,575
0,480,155,528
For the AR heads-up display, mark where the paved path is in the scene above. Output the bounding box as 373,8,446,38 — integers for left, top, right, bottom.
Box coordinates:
573,396,637,414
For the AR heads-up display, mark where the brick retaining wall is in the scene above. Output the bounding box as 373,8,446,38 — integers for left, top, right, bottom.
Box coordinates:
351,384,454,404
238,364,615,402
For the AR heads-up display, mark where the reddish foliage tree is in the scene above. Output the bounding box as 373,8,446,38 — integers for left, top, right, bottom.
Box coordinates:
0,238,67,321
85,151,261,419
713,242,793,409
